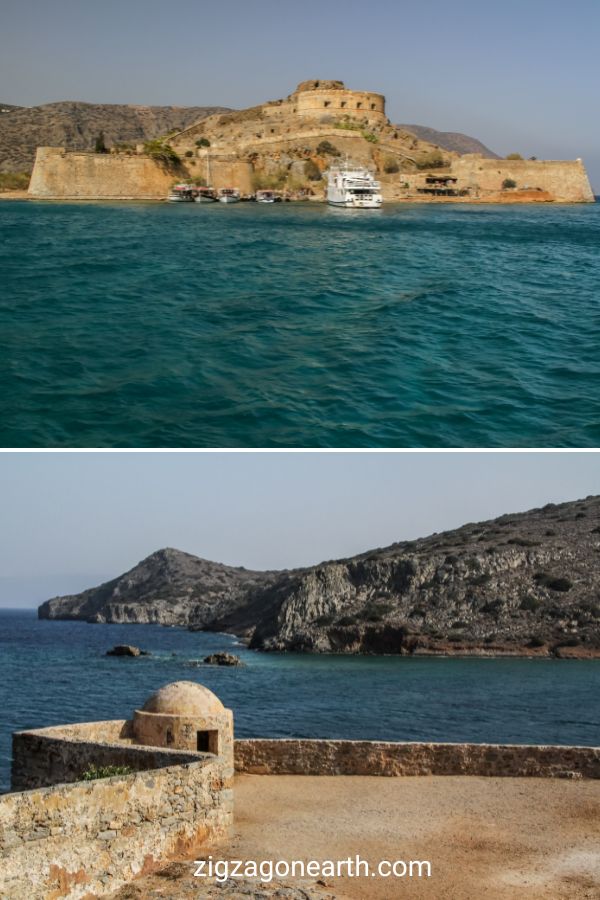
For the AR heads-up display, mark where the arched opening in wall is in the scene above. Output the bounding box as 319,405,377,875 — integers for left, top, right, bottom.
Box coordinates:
370,103,376,110
323,101,331,108
197,730,219,754
315,81,320,88
341,101,346,108
357,102,362,109
166,728,173,745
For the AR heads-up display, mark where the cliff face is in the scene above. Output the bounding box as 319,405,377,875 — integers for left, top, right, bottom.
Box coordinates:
39,497,600,656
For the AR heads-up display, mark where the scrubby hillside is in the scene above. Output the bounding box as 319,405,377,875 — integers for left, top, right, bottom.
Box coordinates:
39,496,600,657
0,102,229,172
398,124,499,158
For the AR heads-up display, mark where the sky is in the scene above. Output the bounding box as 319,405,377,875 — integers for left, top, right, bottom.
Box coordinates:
0,451,599,608
1,0,599,189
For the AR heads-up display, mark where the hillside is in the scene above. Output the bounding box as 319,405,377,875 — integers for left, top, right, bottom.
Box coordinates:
39,496,600,657
38,548,281,626
398,124,499,158
0,102,229,173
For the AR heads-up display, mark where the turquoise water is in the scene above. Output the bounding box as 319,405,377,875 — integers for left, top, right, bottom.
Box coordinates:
0,200,599,447
1,610,599,793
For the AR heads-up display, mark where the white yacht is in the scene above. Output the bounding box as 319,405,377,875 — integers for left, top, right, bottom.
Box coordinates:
217,188,241,203
326,164,382,208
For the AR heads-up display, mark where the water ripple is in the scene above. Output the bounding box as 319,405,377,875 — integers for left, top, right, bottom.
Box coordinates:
0,201,599,446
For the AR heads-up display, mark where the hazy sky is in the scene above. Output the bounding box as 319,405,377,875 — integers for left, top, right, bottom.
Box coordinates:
0,451,598,607
1,0,599,188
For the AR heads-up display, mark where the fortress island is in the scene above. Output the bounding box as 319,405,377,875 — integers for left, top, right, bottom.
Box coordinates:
27,79,595,203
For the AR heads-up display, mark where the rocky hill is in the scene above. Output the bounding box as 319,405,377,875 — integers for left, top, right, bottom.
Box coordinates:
398,124,499,158
39,496,600,657
38,548,280,626
0,102,229,173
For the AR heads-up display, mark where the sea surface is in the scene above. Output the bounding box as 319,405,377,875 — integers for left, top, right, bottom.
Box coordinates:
1,609,599,793
0,200,599,447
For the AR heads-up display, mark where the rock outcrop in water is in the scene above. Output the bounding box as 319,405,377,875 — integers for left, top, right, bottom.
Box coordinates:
39,497,600,656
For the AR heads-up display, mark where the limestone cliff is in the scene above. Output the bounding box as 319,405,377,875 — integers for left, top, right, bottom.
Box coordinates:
39,496,600,657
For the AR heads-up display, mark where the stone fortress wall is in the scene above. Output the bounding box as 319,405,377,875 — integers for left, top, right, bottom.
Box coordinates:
2,681,599,900
235,738,600,779
3,723,233,900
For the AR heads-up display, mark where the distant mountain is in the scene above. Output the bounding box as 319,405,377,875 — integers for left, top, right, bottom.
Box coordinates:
398,124,500,158
39,496,600,658
0,102,230,173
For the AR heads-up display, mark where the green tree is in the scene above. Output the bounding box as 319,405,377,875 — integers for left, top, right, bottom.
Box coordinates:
94,132,108,154
143,140,181,166
502,178,517,189
316,140,340,157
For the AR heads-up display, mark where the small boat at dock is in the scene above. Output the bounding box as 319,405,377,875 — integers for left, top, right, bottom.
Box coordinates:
217,188,241,203
167,184,196,202
194,187,217,203
255,190,282,203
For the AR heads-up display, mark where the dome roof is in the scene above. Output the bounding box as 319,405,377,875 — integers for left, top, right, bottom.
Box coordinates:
141,681,225,717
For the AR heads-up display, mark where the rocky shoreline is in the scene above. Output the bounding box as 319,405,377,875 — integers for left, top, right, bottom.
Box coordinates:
39,495,600,658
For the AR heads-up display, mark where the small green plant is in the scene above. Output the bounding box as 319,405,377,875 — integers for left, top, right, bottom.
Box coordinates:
316,140,340,157
507,537,540,547
333,119,363,132
195,137,211,148
81,764,133,781
506,153,523,160
362,131,378,144
502,178,517,189
184,150,194,158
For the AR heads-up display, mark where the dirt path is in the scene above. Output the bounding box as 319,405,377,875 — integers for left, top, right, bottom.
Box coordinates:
111,774,600,899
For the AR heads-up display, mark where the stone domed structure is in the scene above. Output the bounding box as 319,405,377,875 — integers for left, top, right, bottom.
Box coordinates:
133,680,233,759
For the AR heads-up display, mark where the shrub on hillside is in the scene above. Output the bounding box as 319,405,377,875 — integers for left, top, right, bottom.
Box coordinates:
195,137,211,148
502,178,517,189
533,572,573,592
81,765,133,781
143,140,180,165
304,159,322,181
506,153,523,160
416,150,446,170
316,140,340,157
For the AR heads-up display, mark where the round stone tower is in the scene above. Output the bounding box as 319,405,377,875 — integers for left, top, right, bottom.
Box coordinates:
133,681,233,763
291,79,386,124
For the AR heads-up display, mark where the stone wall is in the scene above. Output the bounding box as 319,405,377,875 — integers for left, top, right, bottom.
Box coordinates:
28,147,178,199
2,723,233,899
234,738,600,779
449,156,594,202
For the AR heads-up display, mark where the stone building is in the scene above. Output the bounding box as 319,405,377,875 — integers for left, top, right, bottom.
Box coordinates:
133,680,234,756
262,79,386,125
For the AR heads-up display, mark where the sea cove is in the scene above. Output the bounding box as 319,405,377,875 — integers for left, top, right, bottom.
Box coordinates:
1,200,599,448
1,609,600,794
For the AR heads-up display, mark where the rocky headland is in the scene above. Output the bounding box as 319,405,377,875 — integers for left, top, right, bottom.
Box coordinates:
38,495,600,657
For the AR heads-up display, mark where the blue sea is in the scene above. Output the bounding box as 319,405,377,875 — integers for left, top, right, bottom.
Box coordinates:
1,609,599,793
0,200,599,447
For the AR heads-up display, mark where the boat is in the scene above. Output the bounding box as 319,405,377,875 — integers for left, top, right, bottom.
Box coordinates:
194,187,217,203
326,164,382,208
255,190,282,203
167,184,196,202
217,188,241,203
